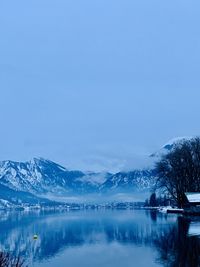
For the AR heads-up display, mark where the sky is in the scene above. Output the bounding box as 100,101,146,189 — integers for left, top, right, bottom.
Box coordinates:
0,0,200,172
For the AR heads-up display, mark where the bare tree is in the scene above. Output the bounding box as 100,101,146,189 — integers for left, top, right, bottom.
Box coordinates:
155,137,200,208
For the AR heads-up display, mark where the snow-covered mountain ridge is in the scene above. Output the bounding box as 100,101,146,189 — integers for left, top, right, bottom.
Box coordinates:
0,137,192,205
0,158,154,197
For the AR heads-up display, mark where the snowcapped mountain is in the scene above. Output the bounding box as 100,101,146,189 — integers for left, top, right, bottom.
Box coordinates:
100,170,156,192
151,136,193,158
0,137,192,205
0,158,100,194
0,158,154,201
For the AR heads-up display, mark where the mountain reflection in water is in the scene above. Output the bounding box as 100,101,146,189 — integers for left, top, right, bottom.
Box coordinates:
0,210,199,267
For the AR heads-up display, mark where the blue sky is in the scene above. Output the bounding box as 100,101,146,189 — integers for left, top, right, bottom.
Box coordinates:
0,0,200,171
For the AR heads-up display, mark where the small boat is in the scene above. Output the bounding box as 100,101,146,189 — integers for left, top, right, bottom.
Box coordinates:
158,207,170,213
158,206,183,214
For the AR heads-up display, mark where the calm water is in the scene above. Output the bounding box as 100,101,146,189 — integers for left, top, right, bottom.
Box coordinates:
0,209,200,267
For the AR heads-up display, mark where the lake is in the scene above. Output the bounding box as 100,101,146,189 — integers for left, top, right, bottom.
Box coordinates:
0,209,199,267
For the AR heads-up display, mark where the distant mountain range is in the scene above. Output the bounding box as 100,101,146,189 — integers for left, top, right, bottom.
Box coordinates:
0,137,192,207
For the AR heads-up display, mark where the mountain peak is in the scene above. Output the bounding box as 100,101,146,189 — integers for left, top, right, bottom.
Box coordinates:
31,157,51,165
162,136,193,150
151,136,195,158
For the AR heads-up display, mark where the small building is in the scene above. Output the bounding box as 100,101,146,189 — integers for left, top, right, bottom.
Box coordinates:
185,192,200,207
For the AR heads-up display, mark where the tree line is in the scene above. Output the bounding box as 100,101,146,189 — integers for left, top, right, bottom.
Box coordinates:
153,137,200,208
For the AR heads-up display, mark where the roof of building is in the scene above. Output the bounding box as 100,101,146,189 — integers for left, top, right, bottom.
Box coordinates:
185,193,200,203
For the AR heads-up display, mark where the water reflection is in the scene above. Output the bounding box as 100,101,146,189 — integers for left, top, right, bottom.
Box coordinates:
0,210,199,266
155,217,200,267
188,220,200,237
